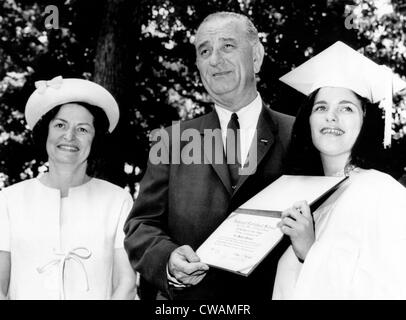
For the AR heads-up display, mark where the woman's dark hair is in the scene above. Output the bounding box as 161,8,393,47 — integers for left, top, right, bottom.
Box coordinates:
284,88,389,175
32,102,110,174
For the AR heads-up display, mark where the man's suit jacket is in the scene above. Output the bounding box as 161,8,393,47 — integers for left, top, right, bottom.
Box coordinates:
124,103,294,300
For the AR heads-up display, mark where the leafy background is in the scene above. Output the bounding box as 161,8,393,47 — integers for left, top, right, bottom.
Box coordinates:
1,0,406,196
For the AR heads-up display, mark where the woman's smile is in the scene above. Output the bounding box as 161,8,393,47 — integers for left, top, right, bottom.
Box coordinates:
57,143,80,152
320,127,345,136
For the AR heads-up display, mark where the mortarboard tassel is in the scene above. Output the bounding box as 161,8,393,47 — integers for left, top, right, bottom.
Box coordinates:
379,65,394,149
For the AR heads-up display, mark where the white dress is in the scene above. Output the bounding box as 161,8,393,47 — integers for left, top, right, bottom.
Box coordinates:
273,169,406,300
0,177,133,300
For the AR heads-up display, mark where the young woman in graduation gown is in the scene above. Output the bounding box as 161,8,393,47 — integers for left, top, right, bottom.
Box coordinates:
273,42,406,299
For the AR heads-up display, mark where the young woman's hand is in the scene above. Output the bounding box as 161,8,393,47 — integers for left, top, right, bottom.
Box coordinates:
278,200,315,262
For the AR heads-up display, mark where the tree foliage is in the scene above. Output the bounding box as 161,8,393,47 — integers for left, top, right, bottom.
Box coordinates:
1,0,405,192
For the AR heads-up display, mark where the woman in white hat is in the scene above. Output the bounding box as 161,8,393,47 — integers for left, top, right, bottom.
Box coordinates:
0,76,137,299
272,42,406,299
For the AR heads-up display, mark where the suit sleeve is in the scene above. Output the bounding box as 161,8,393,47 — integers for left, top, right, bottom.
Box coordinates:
123,129,178,296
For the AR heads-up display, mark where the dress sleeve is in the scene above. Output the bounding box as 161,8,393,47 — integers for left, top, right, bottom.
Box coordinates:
366,178,406,299
0,192,10,252
114,192,134,249
289,172,406,299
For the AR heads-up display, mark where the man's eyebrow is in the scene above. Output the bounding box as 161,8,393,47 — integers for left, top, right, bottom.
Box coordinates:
196,40,210,51
196,37,238,51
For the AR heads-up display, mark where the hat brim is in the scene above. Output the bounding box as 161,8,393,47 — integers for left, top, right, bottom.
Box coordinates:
25,78,120,132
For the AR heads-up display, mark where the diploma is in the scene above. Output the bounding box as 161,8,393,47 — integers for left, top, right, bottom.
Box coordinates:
196,175,347,276
196,210,282,276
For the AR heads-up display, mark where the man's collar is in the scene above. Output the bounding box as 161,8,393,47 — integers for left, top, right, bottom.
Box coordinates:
214,92,262,127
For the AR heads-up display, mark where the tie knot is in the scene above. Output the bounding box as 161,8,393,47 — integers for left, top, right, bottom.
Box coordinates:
228,113,240,130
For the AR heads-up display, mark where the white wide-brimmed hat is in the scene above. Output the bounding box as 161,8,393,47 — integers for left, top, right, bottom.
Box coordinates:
25,76,120,132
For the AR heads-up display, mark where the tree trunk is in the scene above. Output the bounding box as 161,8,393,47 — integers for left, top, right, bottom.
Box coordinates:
92,0,138,187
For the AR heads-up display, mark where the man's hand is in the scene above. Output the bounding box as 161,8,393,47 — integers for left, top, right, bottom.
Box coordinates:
168,245,209,286
277,200,315,262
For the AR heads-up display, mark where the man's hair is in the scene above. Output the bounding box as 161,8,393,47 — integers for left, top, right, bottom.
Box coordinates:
32,102,110,173
284,88,391,175
196,11,261,45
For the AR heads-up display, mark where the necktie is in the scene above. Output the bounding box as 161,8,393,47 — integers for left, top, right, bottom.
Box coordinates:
226,113,241,189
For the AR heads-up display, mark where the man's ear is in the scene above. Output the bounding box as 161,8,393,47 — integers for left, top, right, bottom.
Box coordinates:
252,42,265,74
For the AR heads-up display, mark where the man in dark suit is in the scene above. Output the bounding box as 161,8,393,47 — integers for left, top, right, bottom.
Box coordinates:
124,11,294,300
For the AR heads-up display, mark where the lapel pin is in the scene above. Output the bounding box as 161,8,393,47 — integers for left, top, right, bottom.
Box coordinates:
260,139,268,144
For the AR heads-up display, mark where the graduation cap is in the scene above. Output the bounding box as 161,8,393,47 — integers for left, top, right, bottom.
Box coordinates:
279,41,406,147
